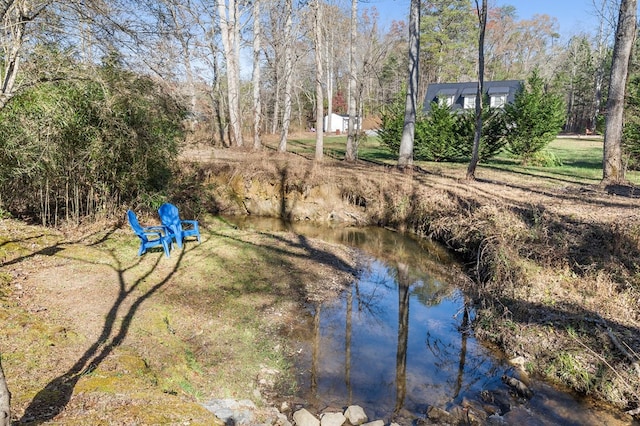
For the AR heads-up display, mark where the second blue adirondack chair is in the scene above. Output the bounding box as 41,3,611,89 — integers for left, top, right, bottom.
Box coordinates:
126,210,172,257
158,203,201,249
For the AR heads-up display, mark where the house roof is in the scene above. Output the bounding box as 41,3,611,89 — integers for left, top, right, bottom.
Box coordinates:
436,88,458,95
423,80,523,112
487,86,511,94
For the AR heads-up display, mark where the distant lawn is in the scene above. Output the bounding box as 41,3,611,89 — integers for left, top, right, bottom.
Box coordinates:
275,134,640,186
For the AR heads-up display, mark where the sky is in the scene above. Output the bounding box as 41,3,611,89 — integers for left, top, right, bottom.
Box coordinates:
365,0,626,38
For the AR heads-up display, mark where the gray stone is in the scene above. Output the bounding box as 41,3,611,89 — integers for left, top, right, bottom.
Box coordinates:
344,405,368,425
427,406,451,423
320,412,346,426
361,421,384,426
278,412,293,426
293,408,320,426
487,414,507,425
202,399,257,425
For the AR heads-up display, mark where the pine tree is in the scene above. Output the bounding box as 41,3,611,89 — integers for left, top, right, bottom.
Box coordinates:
504,71,565,164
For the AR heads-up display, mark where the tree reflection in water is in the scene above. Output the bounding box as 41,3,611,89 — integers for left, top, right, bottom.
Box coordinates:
230,218,634,426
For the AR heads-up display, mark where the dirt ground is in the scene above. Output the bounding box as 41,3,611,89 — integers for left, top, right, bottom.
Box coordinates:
2,144,640,424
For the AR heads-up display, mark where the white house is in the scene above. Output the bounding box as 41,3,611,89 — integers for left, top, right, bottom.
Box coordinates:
323,113,360,133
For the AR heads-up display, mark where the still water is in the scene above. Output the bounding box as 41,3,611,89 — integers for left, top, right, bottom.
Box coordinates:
228,217,637,426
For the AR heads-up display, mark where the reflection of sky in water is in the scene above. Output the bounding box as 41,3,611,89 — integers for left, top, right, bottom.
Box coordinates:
301,257,504,419
227,218,631,425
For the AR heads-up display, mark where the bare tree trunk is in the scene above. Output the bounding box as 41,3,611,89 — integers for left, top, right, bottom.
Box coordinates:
252,0,262,150
345,0,358,161
466,0,487,180
313,0,324,161
0,356,10,426
592,0,618,132
278,0,293,152
602,0,636,184
210,52,228,146
0,1,28,110
325,30,334,133
398,0,420,168
217,0,244,147
271,71,280,134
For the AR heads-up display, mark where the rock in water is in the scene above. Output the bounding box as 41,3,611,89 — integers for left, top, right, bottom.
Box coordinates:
501,375,533,399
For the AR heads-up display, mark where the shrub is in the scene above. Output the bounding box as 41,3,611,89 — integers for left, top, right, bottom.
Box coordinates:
457,103,509,161
415,102,465,161
378,89,508,163
0,52,186,225
504,70,565,164
377,91,406,155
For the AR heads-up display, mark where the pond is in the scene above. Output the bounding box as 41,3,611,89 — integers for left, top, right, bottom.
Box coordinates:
228,217,636,426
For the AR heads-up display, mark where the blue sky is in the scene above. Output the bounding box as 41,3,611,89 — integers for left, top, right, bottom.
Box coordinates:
365,0,626,37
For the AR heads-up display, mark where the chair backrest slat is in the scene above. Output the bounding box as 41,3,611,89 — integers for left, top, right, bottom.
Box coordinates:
127,210,148,242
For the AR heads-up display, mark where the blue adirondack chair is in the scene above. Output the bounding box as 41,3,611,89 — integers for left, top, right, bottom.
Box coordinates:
126,210,172,257
158,203,201,249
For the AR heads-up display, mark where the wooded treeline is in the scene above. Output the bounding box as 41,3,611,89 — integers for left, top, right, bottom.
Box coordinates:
0,0,633,226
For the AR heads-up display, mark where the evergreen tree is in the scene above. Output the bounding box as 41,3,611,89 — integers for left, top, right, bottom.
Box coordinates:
504,70,565,163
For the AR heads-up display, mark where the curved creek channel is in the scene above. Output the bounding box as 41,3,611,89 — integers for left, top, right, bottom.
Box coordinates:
228,217,637,426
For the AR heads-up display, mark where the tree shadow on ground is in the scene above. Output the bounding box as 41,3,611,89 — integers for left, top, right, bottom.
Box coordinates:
18,248,185,424
207,228,358,306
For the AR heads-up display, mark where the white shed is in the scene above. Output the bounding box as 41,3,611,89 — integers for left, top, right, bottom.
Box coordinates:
323,113,360,133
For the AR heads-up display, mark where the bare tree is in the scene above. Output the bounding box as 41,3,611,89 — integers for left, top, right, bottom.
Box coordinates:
313,0,324,161
602,0,636,183
466,0,487,180
252,0,262,150
217,0,244,147
590,0,617,133
345,0,358,161
278,0,293,152
0,0,51,110
398,0,420,168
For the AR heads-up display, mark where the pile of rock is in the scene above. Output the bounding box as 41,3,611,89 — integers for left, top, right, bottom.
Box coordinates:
202,400,396,426
292,405,391,426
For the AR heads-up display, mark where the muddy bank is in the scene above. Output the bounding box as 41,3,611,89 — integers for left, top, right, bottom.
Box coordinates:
193,147,640,419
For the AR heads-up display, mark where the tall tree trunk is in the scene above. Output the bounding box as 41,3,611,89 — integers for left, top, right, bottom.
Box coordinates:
325,30,334,133
278,0,293,152
252,0,262,150
345,0,358,161
271,72,280,134
0,356,10,426
398,0,420,168
592,0,616,133
602,0,636,184
217,0,243,147
313,0,324,161
211,52,228,146
466,0,487,180
0,2,27,111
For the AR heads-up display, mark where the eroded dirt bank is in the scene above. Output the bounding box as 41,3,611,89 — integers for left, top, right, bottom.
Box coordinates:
196,146,640,418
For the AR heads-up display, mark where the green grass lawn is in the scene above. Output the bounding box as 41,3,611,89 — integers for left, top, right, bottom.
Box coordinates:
279,134,640,186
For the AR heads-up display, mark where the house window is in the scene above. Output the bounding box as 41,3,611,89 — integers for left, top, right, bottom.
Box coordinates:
438,95,455,107
490,93,507,108
463,96,476,109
